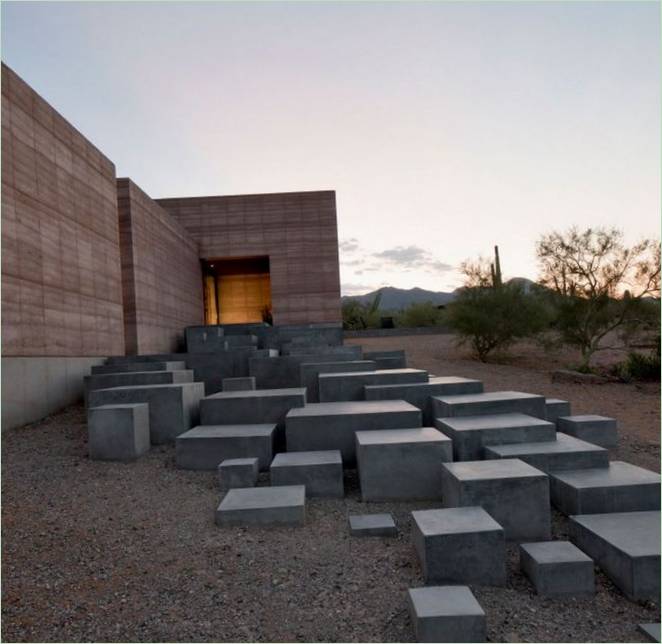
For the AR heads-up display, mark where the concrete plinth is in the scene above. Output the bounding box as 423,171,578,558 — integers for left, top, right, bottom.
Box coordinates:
545,398,571,424
87,403,150,461
407,586,486,643
556,415,617,448
363,350,407,369
88,382,205,445
300,360,377,403
484,433,609,472
441,459,551,541
364,377,484,424
270,450,344,497
569,511,660,601
435,413,556,461
222,377,256,392
91,360,187,375
285,400,422,466
433,391,547,420
215,485,306,527
218,457,259,490
549,461,661,515
412,506,507,586
318,368,428,402
519,541,595,597
356,427,452,501
84,369,194,405
349,513,397,537
176,424,276,470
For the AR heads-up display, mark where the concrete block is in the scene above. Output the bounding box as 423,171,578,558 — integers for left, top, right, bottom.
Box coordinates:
484,433,609,472
638,624,661,643
84,369,194,405
519,541,594,597
441,459,551,541
569,511,660,601
363,350,406,369
372,356,405,370
549,461,661,515
433,391,547,420
435,413,555,461
407,586,486,643
218,457,259,490
185,325,225,353
224,334,258,349
285,400,422,466
222,376,256,392
545,398,571,424
300,360,377,403
412,506,506,586
349,513,397,537
176,424,276,470
364,377,484,424
318,368,429,402
356,427,452,501
556,415,617,448
87,403,150,461
91,361,186,375
270,450,343,497
215,485,305,527
88,383,205,445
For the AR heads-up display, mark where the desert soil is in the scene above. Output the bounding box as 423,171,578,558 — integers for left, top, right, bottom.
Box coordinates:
2,333,660,642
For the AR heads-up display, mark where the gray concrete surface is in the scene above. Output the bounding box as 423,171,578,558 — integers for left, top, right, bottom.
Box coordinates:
222,377,256,392
362,350,407,369
355,427,451,501
545,398,571,424
87,403,150,461
349,513,397,537
638,624,661,643
90,361,187,375
300,360,377,403
557,415,618,448
318,368,428,403
407,585,486,643
215,485,306,527
519,541,595,597
441,459,551,541
433,390,547,419
83,370,194,406
270,450,344,498
218,457,259,490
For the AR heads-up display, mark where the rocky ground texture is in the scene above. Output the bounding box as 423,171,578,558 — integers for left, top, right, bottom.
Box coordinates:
2,334,660,642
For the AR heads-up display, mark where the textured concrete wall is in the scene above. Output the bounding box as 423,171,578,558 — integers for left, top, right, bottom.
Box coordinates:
1,63,125,358
157,191,342,325
117,178,204,354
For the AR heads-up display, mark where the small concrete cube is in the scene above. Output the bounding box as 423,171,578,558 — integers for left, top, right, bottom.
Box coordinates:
215,485,305,527
218,457,259,490
87,403,150,461
412,506,507,586
222,376,256,392
557,415,617,448
349,513,397,537
519,541,595,597
407,586,486,643
545,398,571,423
270,450,344,497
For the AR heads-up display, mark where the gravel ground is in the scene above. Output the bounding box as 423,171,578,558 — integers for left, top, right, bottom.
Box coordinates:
2,334,660,642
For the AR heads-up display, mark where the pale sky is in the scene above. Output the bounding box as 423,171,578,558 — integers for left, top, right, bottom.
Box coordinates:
2,1,660,295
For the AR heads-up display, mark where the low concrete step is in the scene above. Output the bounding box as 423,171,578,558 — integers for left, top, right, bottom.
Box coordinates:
319,368,428,402
92,360,186,375
215,485,306,527
300,360,378,403
434,413,555,461
550,461,661,515
84,370,194,405
364,377,484,424
270,450,344,498
176,424,276,470
484,433,609,472
285,400,422,466
363,350,406,369
88,382,205,445
569,511,660,601
433,391,547,420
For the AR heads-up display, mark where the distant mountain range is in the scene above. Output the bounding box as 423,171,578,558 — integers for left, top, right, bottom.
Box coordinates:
342,279,537,310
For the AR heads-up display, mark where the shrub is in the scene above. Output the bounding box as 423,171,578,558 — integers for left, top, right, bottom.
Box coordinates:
396,301,444,327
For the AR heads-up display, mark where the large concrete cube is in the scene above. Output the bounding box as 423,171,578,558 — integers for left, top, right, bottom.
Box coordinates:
549,461,661,515
556,415,617,448
87,403,150,461
484,433,609,472
356,427,452,501
412,506,507,586
519,541,595,597
215,485,306,527
441,459,551,541
433,391,547,420
569,511,660,601
285,400,422,466
407,586,486,643
435,413,555,461
364,377,484,424
88,382,205,445
200,388,306,426
176,424,276,470
318,368,428,402
299,360,377,403
270,450,344,497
